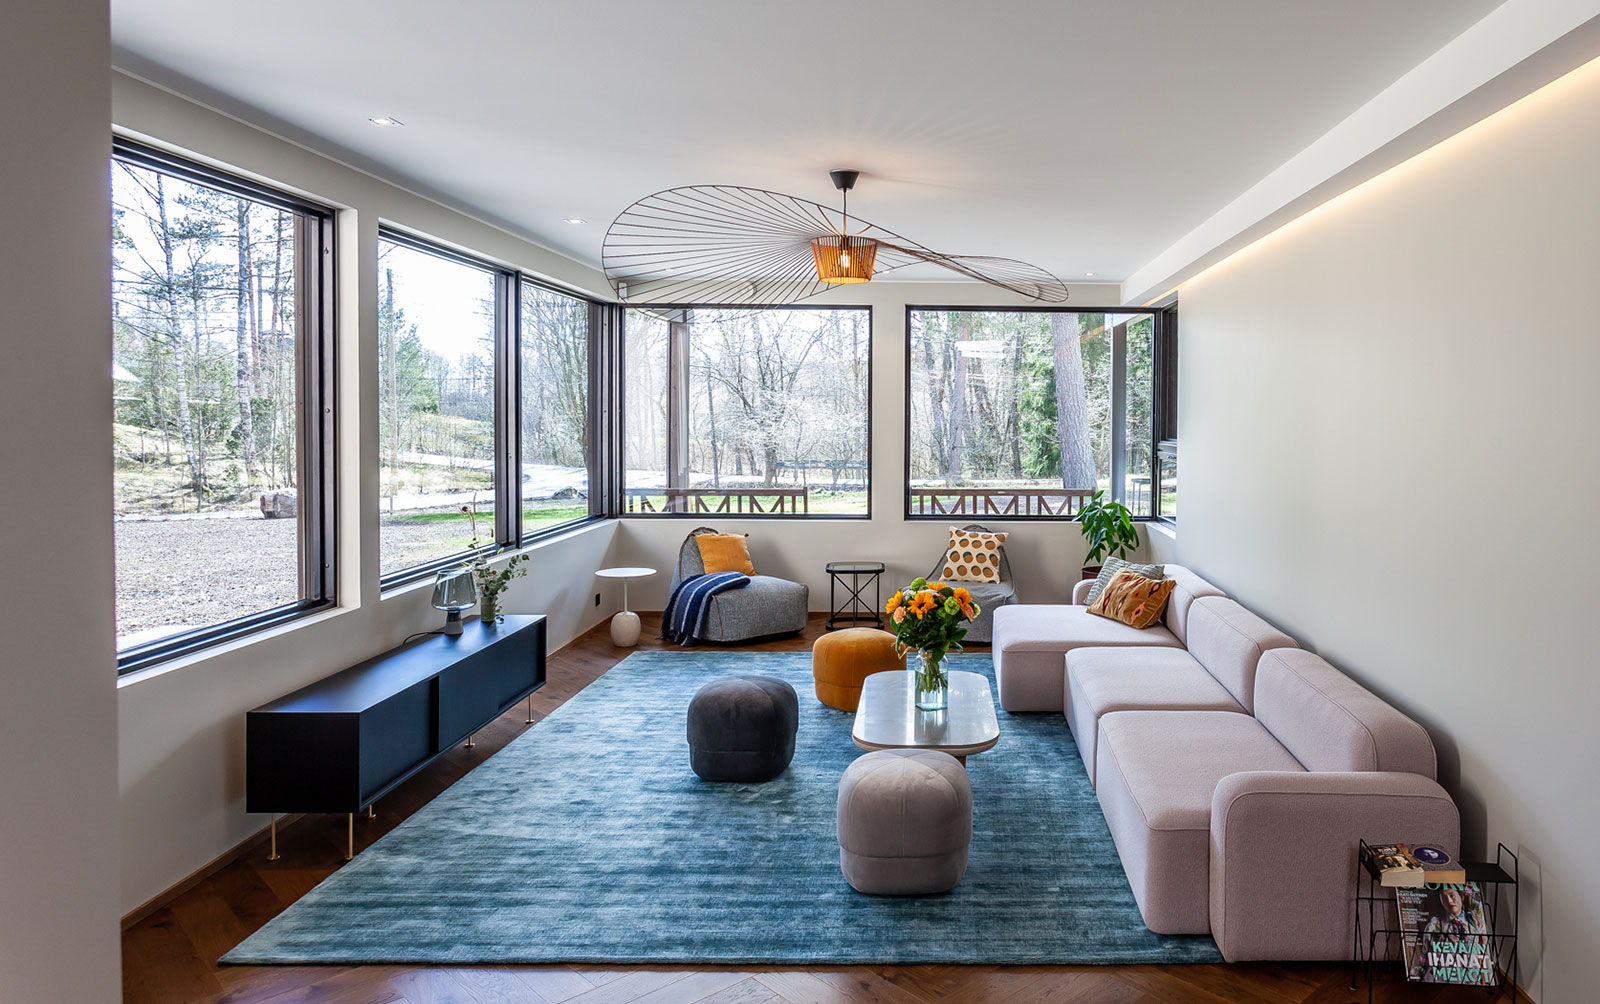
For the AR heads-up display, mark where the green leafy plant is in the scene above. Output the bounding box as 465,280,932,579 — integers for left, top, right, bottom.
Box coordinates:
459,503,528,623
1075,489,1140,566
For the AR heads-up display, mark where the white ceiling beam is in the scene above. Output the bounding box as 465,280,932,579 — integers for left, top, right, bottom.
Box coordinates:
1122,0,1600,305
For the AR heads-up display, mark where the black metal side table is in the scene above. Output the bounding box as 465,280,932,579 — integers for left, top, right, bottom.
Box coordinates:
826,561,886,630
1351,840,1518,1003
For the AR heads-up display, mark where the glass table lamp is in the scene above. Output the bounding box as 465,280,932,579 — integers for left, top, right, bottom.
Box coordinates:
432,569,478,635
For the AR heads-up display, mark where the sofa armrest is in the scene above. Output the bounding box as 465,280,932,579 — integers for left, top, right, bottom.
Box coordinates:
1071,578,1093,605
1209,771,1459,962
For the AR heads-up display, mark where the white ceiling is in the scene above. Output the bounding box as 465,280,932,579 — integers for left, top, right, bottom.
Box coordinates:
111,0,1506,285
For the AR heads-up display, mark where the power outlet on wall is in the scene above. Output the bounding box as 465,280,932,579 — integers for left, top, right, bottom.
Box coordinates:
594,593,601,607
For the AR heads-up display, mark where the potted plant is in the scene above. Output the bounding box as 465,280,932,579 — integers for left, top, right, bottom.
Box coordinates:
885,579,980,710
1075,489,1140,580
459,503,529,624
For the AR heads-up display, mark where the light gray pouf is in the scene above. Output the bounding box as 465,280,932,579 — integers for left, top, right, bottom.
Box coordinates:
836,749,972,895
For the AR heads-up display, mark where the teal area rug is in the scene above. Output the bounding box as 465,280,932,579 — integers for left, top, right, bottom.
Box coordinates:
223,651,1220,965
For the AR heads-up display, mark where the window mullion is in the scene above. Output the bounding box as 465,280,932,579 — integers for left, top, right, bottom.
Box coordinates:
495,271,519,548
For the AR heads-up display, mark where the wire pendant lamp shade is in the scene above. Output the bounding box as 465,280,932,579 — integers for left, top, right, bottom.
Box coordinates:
603,171,1068,307
810,233,878,284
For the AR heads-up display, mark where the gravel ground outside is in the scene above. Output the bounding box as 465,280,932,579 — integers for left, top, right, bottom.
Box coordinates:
114,507,588,644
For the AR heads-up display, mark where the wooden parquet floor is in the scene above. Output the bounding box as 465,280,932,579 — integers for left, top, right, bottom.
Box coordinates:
122,614,1521,1004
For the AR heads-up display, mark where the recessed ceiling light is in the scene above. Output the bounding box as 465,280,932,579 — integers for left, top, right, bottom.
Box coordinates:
368,116,404,127
1085,272,1096,277
564,218,586,225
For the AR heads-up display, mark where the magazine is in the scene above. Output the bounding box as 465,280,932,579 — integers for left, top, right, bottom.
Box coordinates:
1396,882,1496,985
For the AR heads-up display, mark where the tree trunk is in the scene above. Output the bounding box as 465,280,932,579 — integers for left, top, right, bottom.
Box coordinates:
925,331,947,476
705,362,720,486
1008,329,1024,478
944,313,969,483
1053,312,1096,489
384,267,399,512
233,199,259,483
156,175,204,505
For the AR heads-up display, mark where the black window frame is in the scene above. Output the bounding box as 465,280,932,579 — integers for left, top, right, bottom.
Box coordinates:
377,227,607,590
1151,302,1178,524
902,303,1171,522
113,137,338,676
618,302,874,521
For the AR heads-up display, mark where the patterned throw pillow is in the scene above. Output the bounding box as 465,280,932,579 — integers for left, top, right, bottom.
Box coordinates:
941,527,1008,584
1086,556,1165,605
695,532,756,575
1087,569,1177,629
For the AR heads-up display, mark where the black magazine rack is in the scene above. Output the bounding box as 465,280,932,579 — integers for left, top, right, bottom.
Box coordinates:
1351,840,1519,1003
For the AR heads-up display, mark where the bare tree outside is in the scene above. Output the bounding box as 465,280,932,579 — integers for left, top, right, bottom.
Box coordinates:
624,307,870,515
111,161,304,645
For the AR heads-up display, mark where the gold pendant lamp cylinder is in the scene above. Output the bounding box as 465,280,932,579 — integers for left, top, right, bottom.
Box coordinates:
811,234,877,284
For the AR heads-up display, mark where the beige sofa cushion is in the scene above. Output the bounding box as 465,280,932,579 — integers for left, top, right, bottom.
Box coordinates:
991,604,1180,712
1095,710,1304,934
1254,649,1437,777
1159,565,1227,646
1065,647,1246,786
1183,597,1299,713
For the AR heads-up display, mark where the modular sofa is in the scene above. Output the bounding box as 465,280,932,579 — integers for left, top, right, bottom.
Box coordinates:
990,567,1460,962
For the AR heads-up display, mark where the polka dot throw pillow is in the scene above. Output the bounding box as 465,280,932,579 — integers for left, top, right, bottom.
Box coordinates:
940,527,1008,584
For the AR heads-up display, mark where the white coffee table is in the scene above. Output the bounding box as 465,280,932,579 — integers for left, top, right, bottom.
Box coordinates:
596,566,655,646
852,670,1001,764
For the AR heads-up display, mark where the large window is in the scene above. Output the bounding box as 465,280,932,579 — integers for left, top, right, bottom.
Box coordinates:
906,308,1165,519
377,235,499,577
112,140,333,672
378,229,598,584
624,306,870,517
520,281,592,537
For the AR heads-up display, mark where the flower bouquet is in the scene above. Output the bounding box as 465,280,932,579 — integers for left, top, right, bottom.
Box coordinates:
885,578,981,710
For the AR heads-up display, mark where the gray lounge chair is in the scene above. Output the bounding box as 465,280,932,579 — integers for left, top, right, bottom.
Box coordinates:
926,523,1016,644
670,527,809,643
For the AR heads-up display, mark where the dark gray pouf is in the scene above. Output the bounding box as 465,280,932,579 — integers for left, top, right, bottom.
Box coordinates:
687,675,799,782
837,749,972,895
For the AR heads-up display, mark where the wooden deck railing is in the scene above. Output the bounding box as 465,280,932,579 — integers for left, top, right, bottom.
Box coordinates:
909,487,1094,518
625,487,810,515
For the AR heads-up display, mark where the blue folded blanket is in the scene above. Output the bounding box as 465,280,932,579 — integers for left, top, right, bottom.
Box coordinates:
662,571,750,646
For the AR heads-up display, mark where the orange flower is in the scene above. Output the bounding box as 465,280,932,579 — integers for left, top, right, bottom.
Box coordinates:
893,607,907,624
953,586,971,603
886,590,903,613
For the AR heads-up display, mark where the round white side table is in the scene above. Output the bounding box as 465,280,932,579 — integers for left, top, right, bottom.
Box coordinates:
596,566,655,647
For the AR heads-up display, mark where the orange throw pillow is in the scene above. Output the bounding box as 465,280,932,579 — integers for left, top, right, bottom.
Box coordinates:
695,533,756,575
1087,569,1176,629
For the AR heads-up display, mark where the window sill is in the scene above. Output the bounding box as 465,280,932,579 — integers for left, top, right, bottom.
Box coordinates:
379,517,617,600
116,602,355,690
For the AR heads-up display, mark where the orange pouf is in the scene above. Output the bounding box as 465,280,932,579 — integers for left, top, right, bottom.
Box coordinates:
812,628,903,711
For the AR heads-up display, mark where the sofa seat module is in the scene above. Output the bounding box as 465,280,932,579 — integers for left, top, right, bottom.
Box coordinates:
990,605,1180,712
1095,710,1304,935
991,564,1225,714
1065,595,1299,785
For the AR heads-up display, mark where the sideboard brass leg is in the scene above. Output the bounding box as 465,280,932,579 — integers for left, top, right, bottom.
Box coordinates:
364,804,375,820
526,695,535,724
345,814,353,861
267,813,280,861
465,733,475,748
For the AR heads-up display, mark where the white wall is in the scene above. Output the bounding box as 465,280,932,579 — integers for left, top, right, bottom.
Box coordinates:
1175,55,1600,1003
601,279,1149,610
113,72,622,916
0,2,121,1000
